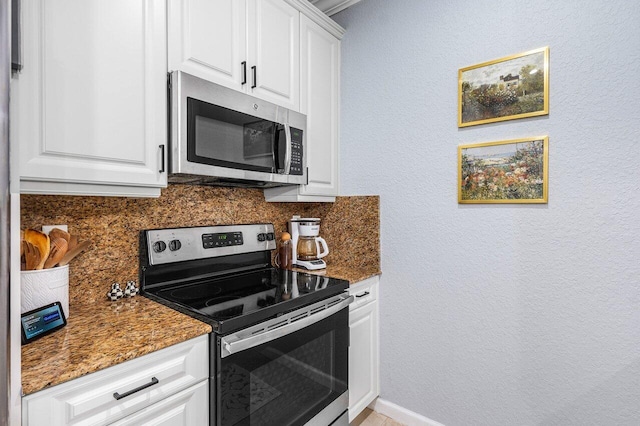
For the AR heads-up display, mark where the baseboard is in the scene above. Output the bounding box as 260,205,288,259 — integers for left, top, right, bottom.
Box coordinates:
368,398,446,426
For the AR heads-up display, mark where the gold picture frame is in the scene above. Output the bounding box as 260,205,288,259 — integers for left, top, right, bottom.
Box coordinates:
458,47,549,127
458,137,549,204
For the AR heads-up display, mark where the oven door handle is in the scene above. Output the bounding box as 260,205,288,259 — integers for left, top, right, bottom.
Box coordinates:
220,294,353,358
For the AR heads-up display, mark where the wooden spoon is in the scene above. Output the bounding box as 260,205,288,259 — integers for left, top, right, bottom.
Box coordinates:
67,234,78,251
23,241,41,271
44,238,69,269
49,228,71,243
58,240,91,266
24,229,50,270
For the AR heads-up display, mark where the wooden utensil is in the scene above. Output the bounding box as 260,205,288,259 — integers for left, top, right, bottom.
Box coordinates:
24,229,50,270
44,237,69,269
67,234,78,251
49,228,71,243
23,241,41,271
58,240,90,266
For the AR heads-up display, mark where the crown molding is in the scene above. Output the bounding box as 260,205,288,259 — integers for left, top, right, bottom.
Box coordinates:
308,0,362,16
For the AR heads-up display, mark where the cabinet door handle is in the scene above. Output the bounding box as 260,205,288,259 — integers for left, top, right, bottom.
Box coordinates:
251,65,257,89
159,145,165,173
113,377,159,400
241,61,247,85
356,291,370,298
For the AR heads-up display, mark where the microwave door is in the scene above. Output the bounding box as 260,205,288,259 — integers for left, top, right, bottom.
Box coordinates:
241,119,277,173
187,97,277,173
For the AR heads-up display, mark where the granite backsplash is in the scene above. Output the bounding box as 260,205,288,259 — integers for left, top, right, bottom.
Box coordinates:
21,185,380,306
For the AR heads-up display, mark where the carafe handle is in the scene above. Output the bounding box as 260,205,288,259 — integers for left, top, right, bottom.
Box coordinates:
315,237,329,259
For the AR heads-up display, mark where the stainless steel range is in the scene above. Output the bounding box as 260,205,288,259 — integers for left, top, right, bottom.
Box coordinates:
139,223,352,426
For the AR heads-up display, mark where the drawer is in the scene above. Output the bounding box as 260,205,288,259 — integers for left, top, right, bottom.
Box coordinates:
348,276,379,311
22,335,208,426
110,380,208,426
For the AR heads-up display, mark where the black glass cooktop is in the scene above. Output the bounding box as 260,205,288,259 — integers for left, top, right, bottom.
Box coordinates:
145,267,348,334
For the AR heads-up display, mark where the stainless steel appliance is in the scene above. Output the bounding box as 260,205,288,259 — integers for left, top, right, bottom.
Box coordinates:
168,71,307,188
140,224,352,426
289,217,329,271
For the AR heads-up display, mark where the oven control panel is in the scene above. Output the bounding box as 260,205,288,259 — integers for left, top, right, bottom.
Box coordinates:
146,224,276,265
202,232,243,249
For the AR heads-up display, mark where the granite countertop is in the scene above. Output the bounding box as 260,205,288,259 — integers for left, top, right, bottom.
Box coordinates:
296,265,381,284
21,296,212,396
21,266,380,397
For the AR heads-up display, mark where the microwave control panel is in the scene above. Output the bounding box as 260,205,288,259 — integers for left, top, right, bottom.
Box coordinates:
290,128,303,175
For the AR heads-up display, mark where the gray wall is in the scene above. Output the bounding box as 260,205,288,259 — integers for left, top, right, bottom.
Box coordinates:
333,1,640,425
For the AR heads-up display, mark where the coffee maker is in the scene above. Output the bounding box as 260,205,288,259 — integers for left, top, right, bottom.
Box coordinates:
289,216,329,270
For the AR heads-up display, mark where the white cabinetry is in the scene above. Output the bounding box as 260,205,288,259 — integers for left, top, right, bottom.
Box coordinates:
168,0,300,111
22,335,209,426
348,276,380,422
263,12,342,202
110,381,208,426
14,0,168,197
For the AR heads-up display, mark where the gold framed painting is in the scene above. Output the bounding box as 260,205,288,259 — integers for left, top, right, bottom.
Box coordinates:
458,47,549,127
458,136,548,204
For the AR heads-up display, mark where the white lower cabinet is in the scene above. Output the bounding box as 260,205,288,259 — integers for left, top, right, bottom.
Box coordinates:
110,380,208,426
22,335,209,426
348,276,380,422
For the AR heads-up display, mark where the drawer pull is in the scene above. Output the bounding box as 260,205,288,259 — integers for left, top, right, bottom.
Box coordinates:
356,291,370,298
113,377,159,400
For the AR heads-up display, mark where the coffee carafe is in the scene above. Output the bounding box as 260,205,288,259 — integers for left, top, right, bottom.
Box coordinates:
289,216,329,270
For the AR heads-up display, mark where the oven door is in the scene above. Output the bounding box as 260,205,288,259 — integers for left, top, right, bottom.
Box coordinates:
213,294,352,426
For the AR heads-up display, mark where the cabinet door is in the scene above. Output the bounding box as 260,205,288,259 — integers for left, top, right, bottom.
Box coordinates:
168,0,247,91
248,0,300,110
110,381,208,426
15,0,167,197
348,280,380,422
299,14,339,196
263,14,339,202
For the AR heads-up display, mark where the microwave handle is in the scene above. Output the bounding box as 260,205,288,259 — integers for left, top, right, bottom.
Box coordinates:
284,124,292,174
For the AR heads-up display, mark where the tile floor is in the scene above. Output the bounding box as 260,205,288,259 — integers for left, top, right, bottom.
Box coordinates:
350,408,405,426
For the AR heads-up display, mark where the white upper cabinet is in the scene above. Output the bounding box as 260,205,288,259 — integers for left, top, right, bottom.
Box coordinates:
169,0,300,111
264,12,341,201
168,0,246,92
249,0,300,110
14,0,168,197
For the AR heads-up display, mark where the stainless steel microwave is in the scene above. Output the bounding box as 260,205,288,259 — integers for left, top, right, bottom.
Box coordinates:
168,71,307,187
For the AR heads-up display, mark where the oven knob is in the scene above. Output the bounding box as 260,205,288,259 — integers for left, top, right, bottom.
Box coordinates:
153,241,167,253
266,232,275,241
257,233,266,242
169,239,182,251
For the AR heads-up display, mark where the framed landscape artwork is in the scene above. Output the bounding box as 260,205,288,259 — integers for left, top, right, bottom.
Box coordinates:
458,137,549,204
458,47,549,127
